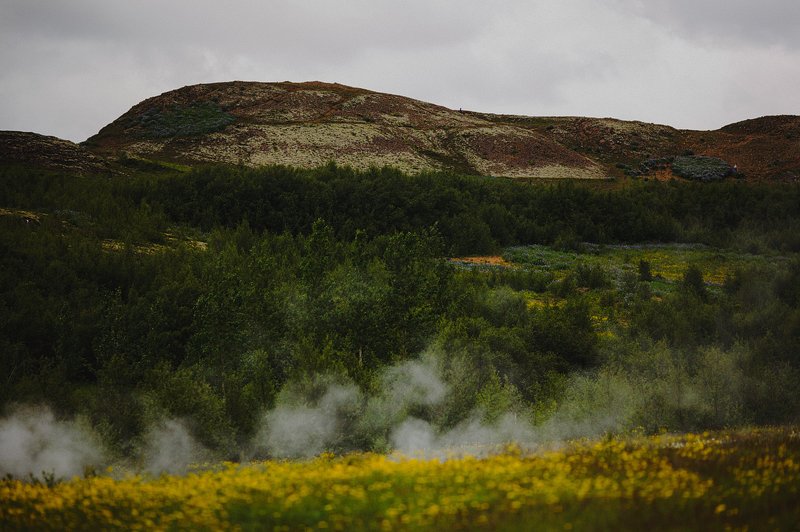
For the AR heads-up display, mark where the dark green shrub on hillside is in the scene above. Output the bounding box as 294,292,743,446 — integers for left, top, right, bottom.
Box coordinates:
672,156,732,181
140,165,800,252
138,102,235,138
529,299,598,369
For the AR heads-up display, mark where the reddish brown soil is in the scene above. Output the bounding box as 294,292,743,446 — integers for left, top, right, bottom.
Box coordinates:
452,256,514,268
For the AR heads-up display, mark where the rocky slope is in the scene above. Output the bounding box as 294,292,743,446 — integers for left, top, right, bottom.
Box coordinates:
82,81,606,179
0,131,111,175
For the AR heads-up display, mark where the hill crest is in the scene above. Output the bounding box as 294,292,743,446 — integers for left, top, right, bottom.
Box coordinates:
83,81,607,179
3,81,797,181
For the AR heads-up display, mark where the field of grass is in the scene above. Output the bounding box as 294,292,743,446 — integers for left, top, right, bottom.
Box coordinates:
504,243,785,287
2,427,798,530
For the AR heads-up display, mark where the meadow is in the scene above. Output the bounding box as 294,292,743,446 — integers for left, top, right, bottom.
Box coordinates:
2,426,798,530
503,242,786,286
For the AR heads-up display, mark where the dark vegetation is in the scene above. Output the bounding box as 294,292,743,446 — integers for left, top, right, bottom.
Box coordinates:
618,155,734,180
671,155,733,181
137,163,800,254
132,102,235,138
1,163,799,455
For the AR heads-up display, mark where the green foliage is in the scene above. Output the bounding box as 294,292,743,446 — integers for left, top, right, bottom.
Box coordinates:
529,299,598,368
682,264,707,300
1,163,800,455
574,263,611,289
672,155,732,181
475,369,524,423
136,102,235,138
142,364,234,451
638,259,652,282
143,165,800,251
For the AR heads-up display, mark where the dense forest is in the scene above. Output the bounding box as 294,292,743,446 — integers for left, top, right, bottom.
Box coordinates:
1,163,799,461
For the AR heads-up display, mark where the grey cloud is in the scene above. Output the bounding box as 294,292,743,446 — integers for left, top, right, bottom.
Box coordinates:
3,1,487,58
1,1,798,141
617,0,800,48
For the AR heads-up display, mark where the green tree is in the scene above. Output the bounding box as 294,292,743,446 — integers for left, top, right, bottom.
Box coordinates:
682,264,707,301
638,259,653,282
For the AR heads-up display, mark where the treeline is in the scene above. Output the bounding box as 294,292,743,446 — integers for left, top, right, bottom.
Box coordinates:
4,163,800,255
135,164,800,254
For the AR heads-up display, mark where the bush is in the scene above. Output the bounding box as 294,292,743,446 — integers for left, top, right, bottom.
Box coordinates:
672,156,732,181
682,265,707,300
575,263,611,289
139,102,235,138
638,259,652,282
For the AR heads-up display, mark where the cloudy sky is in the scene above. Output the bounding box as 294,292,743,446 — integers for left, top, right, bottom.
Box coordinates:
1,0,798,142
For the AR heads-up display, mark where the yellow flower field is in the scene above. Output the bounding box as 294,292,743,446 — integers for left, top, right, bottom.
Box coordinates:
2,427,799,530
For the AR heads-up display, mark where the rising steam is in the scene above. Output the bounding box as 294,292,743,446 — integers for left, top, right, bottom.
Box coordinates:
140,418,210,475
253,352,537,458
0,341,776,479
253,342,765,458
0,405,105,479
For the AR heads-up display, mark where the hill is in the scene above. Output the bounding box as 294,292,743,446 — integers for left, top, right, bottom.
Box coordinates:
0,131,111,175
81,81,606,179
2,81,797,181
469,112,800,181
684,115,800,181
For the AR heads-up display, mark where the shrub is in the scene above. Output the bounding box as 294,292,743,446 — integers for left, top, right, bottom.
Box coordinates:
139,102,235,138
672,156,732,181
575,263,611,289
638,259,652,282
682,265,707,300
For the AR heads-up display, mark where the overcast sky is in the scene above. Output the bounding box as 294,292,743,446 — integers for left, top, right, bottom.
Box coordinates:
1,0,799,142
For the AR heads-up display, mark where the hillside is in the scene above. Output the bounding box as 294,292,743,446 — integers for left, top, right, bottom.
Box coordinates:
0,131,112,176
3,111,800,524
2,81,797,181
81,81,606,179
684,115,800,181
469,112,800,181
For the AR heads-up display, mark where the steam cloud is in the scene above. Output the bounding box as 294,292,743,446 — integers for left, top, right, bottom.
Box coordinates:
254,343,762,459
0,342,771,479
0,405,105,479
0,408,210,479
141,419,210,475
390,413,535,457
257,383,363,458
254,353,539,458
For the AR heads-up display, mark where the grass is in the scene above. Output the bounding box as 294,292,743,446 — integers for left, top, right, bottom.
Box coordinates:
2,427,798,530
503,243,786,287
